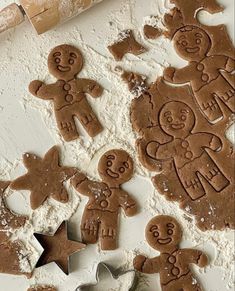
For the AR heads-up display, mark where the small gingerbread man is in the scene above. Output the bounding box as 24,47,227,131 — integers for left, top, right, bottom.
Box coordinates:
146,101,229,200
29,44,103,142
164,25,235,123
134,215,208,291
71,149,138,250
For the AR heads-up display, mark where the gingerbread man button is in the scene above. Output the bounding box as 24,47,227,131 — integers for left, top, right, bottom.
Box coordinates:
134,215,208,291
29,44,103,142
164,25,235,123
71,149,138,250
146,101,229,200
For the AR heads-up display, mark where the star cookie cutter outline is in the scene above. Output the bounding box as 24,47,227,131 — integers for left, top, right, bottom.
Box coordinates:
75,262,138,291
34,220,86,275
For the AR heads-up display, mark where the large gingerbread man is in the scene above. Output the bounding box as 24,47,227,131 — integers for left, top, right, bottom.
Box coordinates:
71,149,138,250
164,25,235,123
146,101,229,200
134,215,208,291
29,44,103,142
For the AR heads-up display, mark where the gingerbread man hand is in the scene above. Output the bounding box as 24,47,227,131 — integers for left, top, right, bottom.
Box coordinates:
209,135,222,151
133,255,147,271
163,67,176,82
29,80,44,96
197,252,209,268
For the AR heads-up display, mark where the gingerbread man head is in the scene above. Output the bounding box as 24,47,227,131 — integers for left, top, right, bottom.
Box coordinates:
146,215,182,253
98,149,134,186
48,44,83,81
159,101,195,138
173,25,211,61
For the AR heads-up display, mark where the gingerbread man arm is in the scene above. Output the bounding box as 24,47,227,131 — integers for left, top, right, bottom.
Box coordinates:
134,255,161,274
194,133,222,152
214,55,235,72
118,189,138,216
75,79,104,98
181,249,208,267
146,141,175,160
71,173,93,197
163,65,192,84
29,80,57,100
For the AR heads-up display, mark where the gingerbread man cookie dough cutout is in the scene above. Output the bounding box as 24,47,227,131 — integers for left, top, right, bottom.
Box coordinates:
134,215,208,291
147,101,229,200
29,44,103,142
163,24,235,123
72,149,138,250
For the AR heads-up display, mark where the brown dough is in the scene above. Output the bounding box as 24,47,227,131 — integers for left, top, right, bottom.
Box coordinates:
34,221,85,275
144,25,162,40
71,149,138,250
108,30,146,61
29,44,103,141
0,237,31,278
10,146,77,210
0,181,27,231
122,71,148,97
28,287,57,291
124,75,234,230
134,215,208,291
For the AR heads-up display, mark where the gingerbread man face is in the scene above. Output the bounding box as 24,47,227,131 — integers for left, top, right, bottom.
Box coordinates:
48,44,83,81
146,215,182,253
98,149,134,186
159,101,195,138
173,26,211,61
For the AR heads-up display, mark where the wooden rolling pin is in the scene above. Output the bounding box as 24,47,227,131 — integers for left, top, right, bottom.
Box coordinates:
0,0,103,35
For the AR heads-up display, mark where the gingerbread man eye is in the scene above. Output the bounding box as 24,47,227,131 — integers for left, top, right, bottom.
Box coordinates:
123,162,129,168
107,161,112,167
69,59,74,65
181,115,186,121
167,229,173,235
167,116,173,123
196,39,201,44
119,167,125,173
55,58,60,64
153,231,159,237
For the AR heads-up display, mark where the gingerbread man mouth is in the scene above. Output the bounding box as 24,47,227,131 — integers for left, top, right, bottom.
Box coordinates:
185,47,200,53
57,65,71,72
106,169,119,178
157,238,172,245
171,123,185,130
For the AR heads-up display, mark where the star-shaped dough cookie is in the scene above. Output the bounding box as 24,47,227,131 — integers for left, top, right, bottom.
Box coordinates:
34,221,86,275
0,180,27,230
11,146,77,210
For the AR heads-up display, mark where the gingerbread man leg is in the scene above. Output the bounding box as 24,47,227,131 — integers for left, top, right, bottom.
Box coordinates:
99,212,118,250
195,76,234,122
214,76,235,114
81,210,99,244
195,88,223,123
75,98,103,137
177,164,206,200
197,152,229,192
54,107,79,142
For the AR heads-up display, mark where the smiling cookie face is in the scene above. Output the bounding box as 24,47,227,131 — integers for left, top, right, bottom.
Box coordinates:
98,149,134,186
159,101,195,138
48,44,83,81
146,215,182,252
173,26,211,61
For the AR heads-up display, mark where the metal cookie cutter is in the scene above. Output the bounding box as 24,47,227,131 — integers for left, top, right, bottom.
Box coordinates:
76,262,138,291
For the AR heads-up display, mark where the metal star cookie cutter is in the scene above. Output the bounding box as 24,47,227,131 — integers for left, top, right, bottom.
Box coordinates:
75,262,138,291
34,221,86,275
